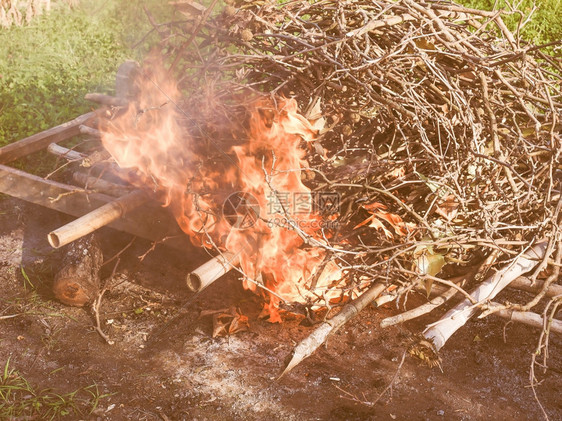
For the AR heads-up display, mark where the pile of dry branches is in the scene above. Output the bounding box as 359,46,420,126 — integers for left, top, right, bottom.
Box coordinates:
137,0,562,375
0,0,50,27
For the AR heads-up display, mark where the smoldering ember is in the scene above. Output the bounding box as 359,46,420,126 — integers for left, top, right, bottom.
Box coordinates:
1,0,562,419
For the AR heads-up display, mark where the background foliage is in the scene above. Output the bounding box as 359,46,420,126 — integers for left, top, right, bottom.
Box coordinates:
462,0,562,46
0,0,171,146
0,0,560,147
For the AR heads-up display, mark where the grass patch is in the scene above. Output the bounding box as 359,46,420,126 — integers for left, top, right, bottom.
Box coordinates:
0,0,174,147
458,0,562,46
0,358,112,419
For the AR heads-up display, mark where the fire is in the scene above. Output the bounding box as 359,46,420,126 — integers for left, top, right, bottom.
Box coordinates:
100,62,341,322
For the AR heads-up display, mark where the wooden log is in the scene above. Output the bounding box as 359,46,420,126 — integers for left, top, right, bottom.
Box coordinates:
186,252,238,292
48,143,111,167
52,234,103,307
0,112,97,164
84,93,129,107
72,172,132,197
493,306,562,335
48,190,148,248
115,61,141,100
509,276,562,298
422,241,547,351
280,283,386,377
79,125,102,138
47,143,86,161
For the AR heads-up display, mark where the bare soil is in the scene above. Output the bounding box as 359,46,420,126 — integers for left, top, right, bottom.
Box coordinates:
1,196,561,420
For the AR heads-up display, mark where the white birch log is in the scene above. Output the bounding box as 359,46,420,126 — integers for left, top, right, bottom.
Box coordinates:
423,241,547,350
493,306,562,335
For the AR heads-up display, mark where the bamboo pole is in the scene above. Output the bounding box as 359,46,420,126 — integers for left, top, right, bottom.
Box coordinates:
186,252,239,292
380,252,498,328
379,277,562,329
422,241,547,351
48,190,148,248
0,164,188,248
380,284,462,328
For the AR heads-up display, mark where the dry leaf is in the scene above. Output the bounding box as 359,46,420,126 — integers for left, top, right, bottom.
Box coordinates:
200,307,249,337
435,195,459,221
355,202,415,238
362,201,387,211
413,245,446,295
369,216,393,239
388,167,406,179
169,0,206,17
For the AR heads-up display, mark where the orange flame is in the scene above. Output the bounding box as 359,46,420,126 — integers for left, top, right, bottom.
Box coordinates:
100,62,341,321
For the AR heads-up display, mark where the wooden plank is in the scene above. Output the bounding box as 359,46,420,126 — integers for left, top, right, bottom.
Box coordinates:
0,112,97,164
0,164,190,249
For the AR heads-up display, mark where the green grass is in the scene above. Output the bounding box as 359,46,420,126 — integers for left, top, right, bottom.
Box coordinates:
0,263,77,327
458,0,562,46
0,358,112,419
0,0,174,147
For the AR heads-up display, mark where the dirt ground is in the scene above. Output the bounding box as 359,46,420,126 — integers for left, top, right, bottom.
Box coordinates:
1,196,561,420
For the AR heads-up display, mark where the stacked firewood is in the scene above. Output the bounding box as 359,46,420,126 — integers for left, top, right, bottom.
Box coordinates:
0,0,50,27
32,0,561,375
146,0,562,371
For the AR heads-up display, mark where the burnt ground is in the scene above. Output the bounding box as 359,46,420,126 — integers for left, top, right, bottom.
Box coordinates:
1,195,562,420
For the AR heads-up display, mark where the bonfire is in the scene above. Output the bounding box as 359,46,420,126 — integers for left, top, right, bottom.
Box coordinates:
95,0,562,374
103,0,562,376
1,1,561,402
